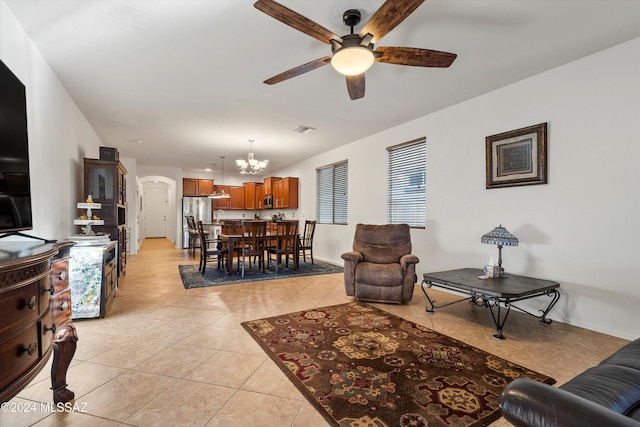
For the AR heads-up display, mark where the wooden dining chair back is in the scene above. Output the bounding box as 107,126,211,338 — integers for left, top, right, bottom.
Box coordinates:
221,220,243,270
239,220,267,277
298,220,316,264
186,215,197,258
267,220,299,273
196,220,226,274
222,220,243,235
188,215,210,258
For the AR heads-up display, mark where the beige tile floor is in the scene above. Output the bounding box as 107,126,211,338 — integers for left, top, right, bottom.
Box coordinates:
3,238,629,426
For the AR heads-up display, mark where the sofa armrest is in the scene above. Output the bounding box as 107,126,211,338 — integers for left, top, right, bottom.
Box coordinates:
341,251,363,263
399,254,419,270
341,251,363,297
500,379,640,427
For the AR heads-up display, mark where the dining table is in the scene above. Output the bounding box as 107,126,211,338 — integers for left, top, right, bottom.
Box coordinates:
218,231,298,276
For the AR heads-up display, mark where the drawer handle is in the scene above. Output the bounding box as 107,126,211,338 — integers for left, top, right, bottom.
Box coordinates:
24,343,37,356
60,301,69,311
45,323,57,334
58,270,67,281
27,296,38,310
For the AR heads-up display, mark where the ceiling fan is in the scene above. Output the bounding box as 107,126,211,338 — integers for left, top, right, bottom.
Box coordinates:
254,0,457,100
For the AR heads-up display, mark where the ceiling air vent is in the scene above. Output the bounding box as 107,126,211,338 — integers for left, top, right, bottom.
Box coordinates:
293,125,316,134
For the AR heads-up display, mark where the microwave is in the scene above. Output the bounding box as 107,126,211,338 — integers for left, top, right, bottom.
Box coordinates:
264,194,273,209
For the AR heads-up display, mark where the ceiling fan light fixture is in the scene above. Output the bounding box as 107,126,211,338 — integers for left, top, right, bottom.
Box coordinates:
331,46,374,76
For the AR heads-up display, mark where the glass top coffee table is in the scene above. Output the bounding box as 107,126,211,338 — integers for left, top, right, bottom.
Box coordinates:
421,268,560,339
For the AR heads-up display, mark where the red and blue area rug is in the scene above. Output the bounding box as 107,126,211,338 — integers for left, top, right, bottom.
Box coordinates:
242,301,555,427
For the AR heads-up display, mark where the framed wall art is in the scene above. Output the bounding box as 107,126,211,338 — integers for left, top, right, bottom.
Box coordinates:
485,122,547,189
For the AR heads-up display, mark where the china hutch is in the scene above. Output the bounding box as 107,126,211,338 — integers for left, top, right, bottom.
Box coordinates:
83,158,127,277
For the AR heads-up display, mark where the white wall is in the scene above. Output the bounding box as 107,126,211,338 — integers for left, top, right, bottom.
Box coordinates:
276,37,640,340
1,1,102,240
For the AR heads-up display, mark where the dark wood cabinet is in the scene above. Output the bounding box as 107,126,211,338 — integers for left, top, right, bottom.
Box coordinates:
274,177,299,209
183,178,214,197
243,182,259,210
212,186,229,210
0,242,77,404
228,186,244,209
256,184,264,210
210,178,297,211
84,158,127,277
261,177,298,209
212,185,244,210
263,177,281,196
183,178,197,196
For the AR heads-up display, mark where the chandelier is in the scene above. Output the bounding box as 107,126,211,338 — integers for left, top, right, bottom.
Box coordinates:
236,139,268,175
208,157,230,199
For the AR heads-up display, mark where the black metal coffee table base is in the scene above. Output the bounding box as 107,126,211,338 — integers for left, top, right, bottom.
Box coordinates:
421,268,560,340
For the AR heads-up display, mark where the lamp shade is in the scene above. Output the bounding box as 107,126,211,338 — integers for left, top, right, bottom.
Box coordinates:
481,225,519,247
331,46,375,76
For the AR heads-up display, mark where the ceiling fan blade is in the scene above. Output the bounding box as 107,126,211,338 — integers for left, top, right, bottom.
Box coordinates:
360,0,425,44
375,46,457,67
254,0,341,45
346,74,365,100
264,57,331,85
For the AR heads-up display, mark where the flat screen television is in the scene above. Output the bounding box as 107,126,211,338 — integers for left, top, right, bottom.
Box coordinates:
0,59,33,233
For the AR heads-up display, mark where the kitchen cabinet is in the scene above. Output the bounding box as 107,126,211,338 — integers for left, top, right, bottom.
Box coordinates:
274,177,299,209
212,185,245,210
243,182,258,210
263,177,281,195
256,184,264,210
183,178,214,197
229,186,245,209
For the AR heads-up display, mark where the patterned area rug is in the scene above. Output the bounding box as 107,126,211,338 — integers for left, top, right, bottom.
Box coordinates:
179,261,343,289
242,302,555,427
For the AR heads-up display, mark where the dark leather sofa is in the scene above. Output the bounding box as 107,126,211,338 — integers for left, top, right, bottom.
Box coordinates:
499,337,640,427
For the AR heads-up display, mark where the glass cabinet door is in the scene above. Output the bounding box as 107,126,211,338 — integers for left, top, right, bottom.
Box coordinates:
86,166,115,200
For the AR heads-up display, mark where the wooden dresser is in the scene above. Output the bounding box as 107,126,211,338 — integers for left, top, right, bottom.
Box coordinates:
0,241,77,404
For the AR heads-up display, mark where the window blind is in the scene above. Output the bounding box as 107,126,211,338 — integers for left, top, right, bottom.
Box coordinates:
387,138,426,228
316,161,348,224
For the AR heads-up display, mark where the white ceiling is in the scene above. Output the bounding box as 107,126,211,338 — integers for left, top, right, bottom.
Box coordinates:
7,0,640,177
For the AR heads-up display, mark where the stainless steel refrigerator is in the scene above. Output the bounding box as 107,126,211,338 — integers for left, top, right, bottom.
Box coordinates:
182,197,212,248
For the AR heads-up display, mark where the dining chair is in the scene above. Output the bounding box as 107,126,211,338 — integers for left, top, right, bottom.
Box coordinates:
196,220,226,274
186,215,208,258
267,220,299,273
298,220,316,264
221,220,244,273
239,220,267,277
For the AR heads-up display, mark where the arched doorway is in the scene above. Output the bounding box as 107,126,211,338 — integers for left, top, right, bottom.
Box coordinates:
143,181,169,238
139,175,178,247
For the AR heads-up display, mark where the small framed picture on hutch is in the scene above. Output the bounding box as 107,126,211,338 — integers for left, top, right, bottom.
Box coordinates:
485,122,547,189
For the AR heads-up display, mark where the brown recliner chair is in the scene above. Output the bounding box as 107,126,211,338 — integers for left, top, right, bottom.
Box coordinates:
341,224,419,304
